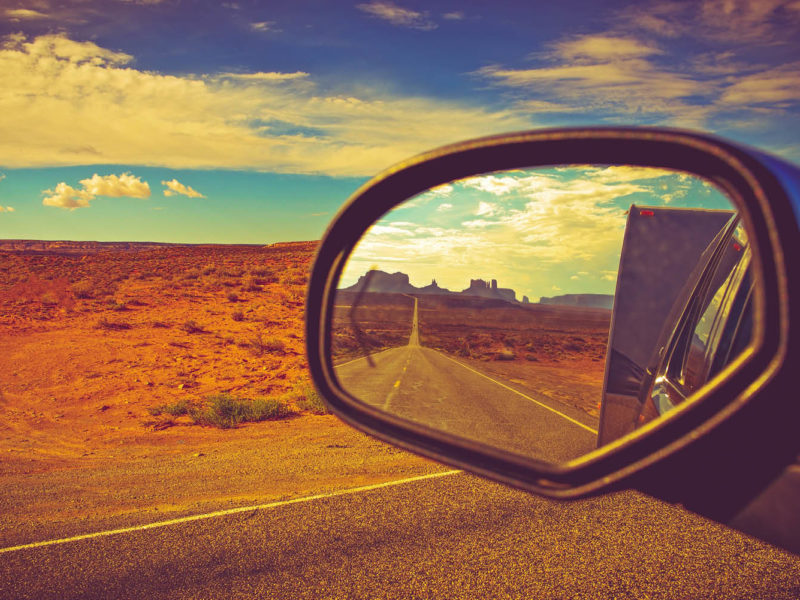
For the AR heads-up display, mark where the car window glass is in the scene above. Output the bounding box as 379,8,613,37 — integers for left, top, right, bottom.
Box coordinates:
681,244,750,394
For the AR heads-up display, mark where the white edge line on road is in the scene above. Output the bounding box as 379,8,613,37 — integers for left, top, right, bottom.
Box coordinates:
436,353,598,435
0,470,461,555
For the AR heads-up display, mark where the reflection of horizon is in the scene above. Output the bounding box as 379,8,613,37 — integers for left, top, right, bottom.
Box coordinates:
337,267,615,309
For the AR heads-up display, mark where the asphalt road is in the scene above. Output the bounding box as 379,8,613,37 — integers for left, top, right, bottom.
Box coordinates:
2,471,800,599
335,296,598,462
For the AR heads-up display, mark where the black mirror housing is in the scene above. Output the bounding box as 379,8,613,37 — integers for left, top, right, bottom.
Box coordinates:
306,127,800,549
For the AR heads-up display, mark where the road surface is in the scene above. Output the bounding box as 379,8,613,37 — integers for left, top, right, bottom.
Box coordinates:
335,296,598,462
2,471,799,599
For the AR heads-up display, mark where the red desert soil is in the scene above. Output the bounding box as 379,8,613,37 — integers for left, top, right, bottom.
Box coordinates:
0,242,442,544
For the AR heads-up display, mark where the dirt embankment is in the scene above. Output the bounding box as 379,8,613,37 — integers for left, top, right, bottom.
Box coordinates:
1,243,319,448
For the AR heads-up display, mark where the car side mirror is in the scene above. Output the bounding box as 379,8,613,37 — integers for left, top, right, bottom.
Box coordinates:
306,127,800,549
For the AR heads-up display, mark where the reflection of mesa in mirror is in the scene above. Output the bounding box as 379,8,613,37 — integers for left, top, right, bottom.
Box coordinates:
340,269,614,308
333,166,747,465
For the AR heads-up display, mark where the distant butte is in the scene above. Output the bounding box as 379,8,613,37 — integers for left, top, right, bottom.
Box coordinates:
341,269,613,308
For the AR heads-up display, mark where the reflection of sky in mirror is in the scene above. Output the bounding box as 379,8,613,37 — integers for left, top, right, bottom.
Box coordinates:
340,167,733,302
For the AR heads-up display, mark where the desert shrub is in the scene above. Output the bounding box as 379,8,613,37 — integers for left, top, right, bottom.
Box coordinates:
181,319,205,334
231,310,245,322
281,272,308,286
220,268,244,278
97,317,131,330
288,382,328,414
148,400,192,417
242,277,261,292
202,265,217,276
247,333,285,356
248,398,291,421
495,349,516,361
250,267,272,277
40,292,59,306
109,300,127,311
190,393,291,428
183,269,201,280
71,281,94,299
226,291,239,302
151,320,170,328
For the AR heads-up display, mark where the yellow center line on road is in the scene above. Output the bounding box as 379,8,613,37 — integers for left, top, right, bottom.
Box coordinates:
0,470,462,555
435,352,598,435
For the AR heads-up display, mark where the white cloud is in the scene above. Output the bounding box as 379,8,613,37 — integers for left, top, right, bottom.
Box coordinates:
42,182,92,209
357,1,437,30
0,173,5,182
81,173,150,198
4,8,49,20
162,179,205,198
0,33,531,176
250,21,276,32
478,34,713,126
475,201,496,216
443,11,465,20
0,205,14,212
436,202,453,212
42,172,150,209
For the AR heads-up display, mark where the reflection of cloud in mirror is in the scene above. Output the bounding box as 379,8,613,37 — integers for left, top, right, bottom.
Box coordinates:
340,166,732,301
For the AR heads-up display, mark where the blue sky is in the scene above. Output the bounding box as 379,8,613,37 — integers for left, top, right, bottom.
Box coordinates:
0,0,798,244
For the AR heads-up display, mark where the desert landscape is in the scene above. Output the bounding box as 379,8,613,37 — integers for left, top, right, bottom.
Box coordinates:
0,241,442,546
416,295,611,418
333,275,611,419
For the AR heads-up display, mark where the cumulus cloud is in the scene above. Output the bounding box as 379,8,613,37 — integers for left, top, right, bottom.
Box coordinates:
81,173,150,198
443,11,465,20
0,33,530,176
357,1,437,30
42,172,150,209
42,182,92,209
0,205,14,212
162,179,205,198
436,202,453,212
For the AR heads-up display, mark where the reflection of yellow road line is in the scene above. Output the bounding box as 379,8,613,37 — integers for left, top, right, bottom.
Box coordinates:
0,470,462,555
436,353,598,435
334,347,396,368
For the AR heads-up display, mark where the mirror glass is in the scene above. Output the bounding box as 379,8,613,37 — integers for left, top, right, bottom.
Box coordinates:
332,166,748,464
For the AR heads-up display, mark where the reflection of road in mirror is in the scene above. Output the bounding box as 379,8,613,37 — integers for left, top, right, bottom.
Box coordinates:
332,166,737,463
334,294,599,464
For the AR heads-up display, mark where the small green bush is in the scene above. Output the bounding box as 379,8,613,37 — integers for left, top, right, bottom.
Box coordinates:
148,400,192,417
289,383,328,415
190,393,292,428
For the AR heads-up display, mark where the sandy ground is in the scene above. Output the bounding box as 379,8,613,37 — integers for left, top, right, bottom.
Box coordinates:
0,243,439,543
